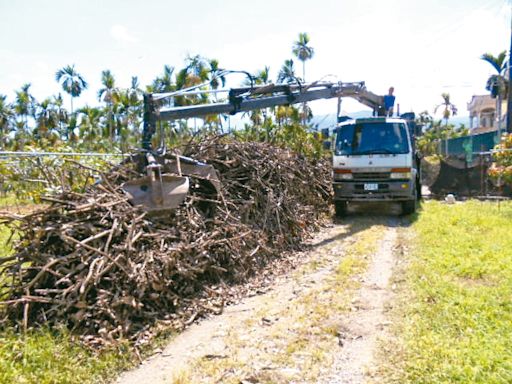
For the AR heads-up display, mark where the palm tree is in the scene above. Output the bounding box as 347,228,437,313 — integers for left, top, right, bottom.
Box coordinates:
125,76,143,134
185,55,209,82
255,66,271,85
299,102,313,123
481,51,507,131
293,33,314,126
176,55,208,89
0,95,14,149
277,59,297,84
116,89,142,150
98,69,119,140
149,65,176,116
128,76,142,105
207,59,226,92
77,105,102,145
55,65,88,114
176,55,209,101
239,67,273,132
51,93,69,139
292,32,314,82
255,66,273,123
98,69,118,104
34,97,59,140
175,55,210,112
481,51,507,97
151,65,175,93
14,83,35,143
434,93,458,127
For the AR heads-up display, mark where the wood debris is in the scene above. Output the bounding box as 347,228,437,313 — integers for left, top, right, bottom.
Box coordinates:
0,137,332,345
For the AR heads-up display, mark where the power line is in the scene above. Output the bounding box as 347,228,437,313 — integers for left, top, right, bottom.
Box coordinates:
0,151,130,158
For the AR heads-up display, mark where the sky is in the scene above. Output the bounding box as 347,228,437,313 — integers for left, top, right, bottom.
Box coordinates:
0,0,510,121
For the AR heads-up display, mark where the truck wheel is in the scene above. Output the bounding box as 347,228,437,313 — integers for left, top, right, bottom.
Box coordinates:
335,201,348,217
401,199,417,215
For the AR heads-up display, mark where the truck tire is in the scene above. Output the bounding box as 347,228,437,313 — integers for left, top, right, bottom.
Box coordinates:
335,201,348,217
401,199,417,215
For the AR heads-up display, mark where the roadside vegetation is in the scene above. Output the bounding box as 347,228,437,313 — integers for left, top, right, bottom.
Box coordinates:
415,107,469,157
379,201,512,383
0,328,132,384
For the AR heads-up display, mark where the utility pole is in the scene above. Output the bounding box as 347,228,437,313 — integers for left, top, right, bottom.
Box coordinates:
507,1,512,132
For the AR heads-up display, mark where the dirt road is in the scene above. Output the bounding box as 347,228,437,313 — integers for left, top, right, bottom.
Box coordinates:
116,213,404,384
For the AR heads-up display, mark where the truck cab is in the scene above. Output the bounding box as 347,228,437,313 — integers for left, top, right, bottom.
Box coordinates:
332,116,421,216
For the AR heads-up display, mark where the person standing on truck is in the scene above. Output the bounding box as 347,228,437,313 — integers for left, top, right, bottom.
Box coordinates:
384,87,395,117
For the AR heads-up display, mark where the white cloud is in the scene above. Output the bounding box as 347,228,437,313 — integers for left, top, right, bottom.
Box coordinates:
110,25,139,43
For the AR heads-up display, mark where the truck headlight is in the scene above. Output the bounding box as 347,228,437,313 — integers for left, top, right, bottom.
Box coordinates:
390,168,412,180
390,172,411,179
334,169,353,180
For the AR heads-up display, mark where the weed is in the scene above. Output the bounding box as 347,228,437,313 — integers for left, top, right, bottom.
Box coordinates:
0,327,133,384
379,201,512,383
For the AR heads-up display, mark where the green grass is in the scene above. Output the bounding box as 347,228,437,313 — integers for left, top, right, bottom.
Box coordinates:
0,327,133,384
0,195,32,208
381,201,512,383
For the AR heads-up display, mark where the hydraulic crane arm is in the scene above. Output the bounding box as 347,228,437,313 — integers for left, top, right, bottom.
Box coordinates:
142,81,386,149
129,80,388,212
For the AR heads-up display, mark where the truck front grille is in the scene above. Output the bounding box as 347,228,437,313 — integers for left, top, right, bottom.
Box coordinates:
352,172,391,181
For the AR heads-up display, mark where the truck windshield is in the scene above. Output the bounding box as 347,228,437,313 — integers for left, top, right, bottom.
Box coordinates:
335,122,410,156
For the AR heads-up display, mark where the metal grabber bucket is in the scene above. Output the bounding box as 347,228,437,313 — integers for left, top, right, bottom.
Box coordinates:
122,153,190,212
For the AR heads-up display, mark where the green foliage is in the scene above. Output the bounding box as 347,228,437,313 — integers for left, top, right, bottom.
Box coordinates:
416,111,468,156
0,146,114,201
233,105,325,159
488,133,512,184
55,65,88,114
0,327,133,384
0,225,14,260
292,32,314,81
382,201,512,383
481,51,508,99
277,59,298,84
434,93,458,126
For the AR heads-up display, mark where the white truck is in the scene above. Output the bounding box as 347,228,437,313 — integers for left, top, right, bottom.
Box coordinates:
331,115,421,216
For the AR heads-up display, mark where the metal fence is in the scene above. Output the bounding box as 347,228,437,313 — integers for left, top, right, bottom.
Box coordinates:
437,131,499,158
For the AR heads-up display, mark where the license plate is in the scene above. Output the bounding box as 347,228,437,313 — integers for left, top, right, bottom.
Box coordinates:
364,183,379,191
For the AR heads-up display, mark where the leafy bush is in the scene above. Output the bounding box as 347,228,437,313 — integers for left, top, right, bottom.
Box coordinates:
488,133,512,185
0,145,115,201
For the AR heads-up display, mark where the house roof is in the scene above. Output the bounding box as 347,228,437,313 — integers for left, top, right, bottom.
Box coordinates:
467,95,495,114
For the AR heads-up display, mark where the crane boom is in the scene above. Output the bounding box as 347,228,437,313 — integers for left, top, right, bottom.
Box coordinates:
142,81,386,149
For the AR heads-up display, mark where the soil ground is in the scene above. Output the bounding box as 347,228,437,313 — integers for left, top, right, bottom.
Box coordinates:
116,203,406,384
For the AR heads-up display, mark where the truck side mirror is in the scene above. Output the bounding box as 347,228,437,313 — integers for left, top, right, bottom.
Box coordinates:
323,140,332,150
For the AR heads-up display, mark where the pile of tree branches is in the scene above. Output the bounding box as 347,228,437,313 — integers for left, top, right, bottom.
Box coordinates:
0,137,332,345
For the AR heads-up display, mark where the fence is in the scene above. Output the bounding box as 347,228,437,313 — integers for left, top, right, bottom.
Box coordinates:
437,131,499,158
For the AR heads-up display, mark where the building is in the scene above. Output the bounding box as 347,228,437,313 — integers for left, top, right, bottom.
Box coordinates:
467,94,506,134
